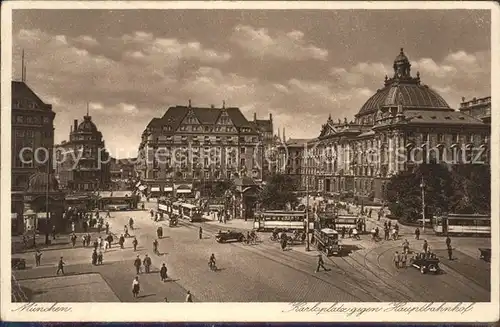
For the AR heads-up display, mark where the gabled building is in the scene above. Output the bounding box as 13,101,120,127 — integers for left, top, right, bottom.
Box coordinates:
135,101,272,196
280,49,490,203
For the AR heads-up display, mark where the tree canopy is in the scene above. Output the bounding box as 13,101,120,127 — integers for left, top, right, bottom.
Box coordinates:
258,173,298,210
385,163,490,222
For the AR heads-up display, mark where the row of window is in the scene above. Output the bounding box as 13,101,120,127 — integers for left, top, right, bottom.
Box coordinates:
151,135,258,143
151,158,249,168
12,100,41,110
14,115,50,125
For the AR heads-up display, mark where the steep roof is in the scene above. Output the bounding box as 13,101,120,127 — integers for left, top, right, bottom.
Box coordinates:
404,110,487,126
12,81,52,111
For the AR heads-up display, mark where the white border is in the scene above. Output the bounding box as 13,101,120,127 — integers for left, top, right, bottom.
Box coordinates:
1,1,499,323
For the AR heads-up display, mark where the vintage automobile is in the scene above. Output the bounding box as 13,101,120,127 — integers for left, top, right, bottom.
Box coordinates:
479,248,491,262
311,228,343,256
215,230,245,243
12,257,26,270
409,253,441,274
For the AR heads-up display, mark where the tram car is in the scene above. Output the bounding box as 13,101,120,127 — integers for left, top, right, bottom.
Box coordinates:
409,253,441,274
311,228,343,256
253,210,313,232
433,214,490,236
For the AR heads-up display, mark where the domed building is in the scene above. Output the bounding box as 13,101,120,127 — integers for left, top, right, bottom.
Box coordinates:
298,48,490,203
55,111,111,192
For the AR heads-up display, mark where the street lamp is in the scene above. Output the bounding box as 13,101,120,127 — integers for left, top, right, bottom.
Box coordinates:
305,168,310,252
420,176,426,232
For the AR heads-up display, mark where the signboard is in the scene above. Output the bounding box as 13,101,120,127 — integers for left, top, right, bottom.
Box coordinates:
158,204,169,212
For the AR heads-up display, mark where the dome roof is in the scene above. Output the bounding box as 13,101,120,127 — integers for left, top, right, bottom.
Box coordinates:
356,48,452,117
26,172,59,193
357,83,451,116
77,115,98,133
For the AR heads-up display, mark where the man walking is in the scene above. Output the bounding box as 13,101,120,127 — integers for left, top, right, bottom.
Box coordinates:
56,257,65,275
70,233,77,247
132,237,138,251
160,263,168,282
315,254,328,273
185,290,193,302
143,254,152,273
105,222,110,234
393,251,400,269
134,255,142,274
446,236,453,260
199,227,203,240
34,249,42,267
415,228,420,240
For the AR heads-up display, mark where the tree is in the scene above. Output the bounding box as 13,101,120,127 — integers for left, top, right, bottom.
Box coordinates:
385,163,453,223
258,173,298,210
449,164,490,214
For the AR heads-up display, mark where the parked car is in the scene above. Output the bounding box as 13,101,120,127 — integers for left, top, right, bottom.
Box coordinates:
12,258,26,270
215,230,244,243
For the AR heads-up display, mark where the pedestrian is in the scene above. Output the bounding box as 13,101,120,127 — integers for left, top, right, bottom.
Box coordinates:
124,225,130,238
401,252,407,268
34,249,42,267
119,234,125,249
105,222,109,234
352,228,360,240
134,255,142,274
199,227,203,240
445,236,451,249
315,254,328,272
143,254,152,273
56,256,65,275
393,251,400,269
97,223,101,234
106,210,111,218
71,222,75,233
348,228,353,238
107,234,113,248
70,233,77,247
97,236,103,250
388,221,391,229
133,237,138,251
153,239,159,255
92,250,98,265
132,276,140,298
160,263,168,282
93,239,98,251
447,246,453,260
82,235,86,247
341,226,346,239
141,203,145,210
185,290,193,302
52,225,57,240
97,251,103,265
423,240,428,253
415,228,420,240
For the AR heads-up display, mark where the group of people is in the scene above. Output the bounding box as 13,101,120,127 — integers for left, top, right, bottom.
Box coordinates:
383,221,399,240
393,236,454,269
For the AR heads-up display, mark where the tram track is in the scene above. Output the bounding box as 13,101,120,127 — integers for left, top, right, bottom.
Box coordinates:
176,219,380,301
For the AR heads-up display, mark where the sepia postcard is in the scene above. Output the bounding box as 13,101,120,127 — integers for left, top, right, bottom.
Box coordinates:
1,1,499,323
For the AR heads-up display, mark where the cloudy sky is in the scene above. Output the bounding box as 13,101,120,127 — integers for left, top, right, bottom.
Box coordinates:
12,9,491,158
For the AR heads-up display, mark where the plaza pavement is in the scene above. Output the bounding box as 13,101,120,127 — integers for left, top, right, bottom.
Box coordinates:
11,200,491,302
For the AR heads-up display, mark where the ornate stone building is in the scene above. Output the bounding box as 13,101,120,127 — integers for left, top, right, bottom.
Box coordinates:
459,96,491,124
135,101,273,196
11,81,56,234
294,49,490,203
55,112,111,191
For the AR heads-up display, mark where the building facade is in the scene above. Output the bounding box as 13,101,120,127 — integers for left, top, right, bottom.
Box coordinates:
281,49,490,203
459,96,491,124
110,157,136,181
11,81,57,234
55,114,111,191
135,101,273,195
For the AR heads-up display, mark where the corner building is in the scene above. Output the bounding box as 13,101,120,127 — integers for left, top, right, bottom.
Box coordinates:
298,49,490,203
135,102,273,195
55,114,111,191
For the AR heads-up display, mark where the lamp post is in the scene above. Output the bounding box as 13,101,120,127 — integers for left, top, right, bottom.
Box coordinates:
420,177,426,232
305,168,310,252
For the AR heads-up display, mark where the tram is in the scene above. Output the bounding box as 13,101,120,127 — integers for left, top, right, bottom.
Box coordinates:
253,210,313,232
433,213,490,236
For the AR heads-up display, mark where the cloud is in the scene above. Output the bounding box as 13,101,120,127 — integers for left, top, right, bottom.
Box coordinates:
231,24,328,61
121,31,231,64
12,28,490,158
74,35,99,47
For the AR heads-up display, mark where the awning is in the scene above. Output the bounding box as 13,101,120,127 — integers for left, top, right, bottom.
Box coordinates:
37,213,50,219
151,187,160,192
164,187,173,191
177,189,191,194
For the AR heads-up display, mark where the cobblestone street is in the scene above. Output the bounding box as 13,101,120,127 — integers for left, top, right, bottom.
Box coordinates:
12,203,491,302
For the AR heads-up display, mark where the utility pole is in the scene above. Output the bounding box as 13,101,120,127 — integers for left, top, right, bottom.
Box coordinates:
420,176,426,232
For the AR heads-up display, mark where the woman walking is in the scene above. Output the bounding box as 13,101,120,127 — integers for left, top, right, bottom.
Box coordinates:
132,276,140,298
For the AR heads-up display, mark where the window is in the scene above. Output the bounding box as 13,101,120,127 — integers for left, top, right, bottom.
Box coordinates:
241,147,246,154
469,134,475,143
437,133,444,143
16,116,24,123
16,130,25,138
26,130,34,138
240,158,246,167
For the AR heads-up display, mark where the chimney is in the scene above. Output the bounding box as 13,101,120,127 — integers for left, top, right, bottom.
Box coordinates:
254,112,257,121
74,119,78,132
269,113,272,121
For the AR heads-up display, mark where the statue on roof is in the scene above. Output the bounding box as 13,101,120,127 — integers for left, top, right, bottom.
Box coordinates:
344,117,348,124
